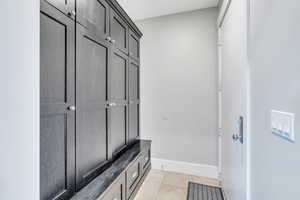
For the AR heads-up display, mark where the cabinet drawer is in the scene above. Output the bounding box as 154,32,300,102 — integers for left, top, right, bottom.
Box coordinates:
99,173,126,200
126,158,141,198
140,148,150,174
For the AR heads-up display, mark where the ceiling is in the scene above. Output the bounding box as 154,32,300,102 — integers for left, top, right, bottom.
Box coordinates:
117,0,219,21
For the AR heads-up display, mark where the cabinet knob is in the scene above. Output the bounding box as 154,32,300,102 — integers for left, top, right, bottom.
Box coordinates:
68,105,76,111
106,37,112,42
132,171,138,179
107,102,117,107
68,10,76,17
111,39,116,44
144,157,149,161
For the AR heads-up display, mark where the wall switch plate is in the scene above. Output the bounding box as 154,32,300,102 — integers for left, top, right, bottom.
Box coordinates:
271,110,295,142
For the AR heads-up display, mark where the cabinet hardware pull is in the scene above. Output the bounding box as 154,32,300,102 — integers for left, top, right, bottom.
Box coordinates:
144,157,148,161
111,39,116,44
132,172,138,179
106,37,112,42
68,106,76,111
107,102,117,107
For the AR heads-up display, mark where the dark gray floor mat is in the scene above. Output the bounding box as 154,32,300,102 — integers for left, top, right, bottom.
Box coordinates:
187,182,224,200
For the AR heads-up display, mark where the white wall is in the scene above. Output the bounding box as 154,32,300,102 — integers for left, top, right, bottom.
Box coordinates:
249,0,300,199
0,1,40,199
136,8,218,166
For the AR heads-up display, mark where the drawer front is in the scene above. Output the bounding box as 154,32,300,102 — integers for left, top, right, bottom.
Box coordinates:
140,148,150,174
126,159,141,198
100,174,125,200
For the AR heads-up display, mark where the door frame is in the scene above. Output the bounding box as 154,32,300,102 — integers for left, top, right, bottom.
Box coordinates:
217,0,251,199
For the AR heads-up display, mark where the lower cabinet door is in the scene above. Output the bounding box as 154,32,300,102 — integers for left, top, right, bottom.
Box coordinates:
126,158,141,199
99,174,126,200
40,2,76,200
140,148,151,175
76,24,111,190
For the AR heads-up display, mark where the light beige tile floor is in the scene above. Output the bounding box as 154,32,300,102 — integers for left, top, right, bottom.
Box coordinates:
134,170,221,200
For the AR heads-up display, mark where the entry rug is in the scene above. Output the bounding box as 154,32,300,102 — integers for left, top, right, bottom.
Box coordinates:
187,182,224,200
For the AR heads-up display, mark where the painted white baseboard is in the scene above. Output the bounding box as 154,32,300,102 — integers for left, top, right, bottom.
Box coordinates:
151,158,219,179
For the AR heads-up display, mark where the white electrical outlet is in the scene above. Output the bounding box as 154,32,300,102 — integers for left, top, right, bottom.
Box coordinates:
271,110,295,142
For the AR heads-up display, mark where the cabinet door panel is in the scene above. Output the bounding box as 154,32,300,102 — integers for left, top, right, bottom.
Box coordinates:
109,50,128,156
128,103,139,142
111,52,127,100
40,3,75,199
129,61,139,100
76,25,111,189
110,106,127,155
110,10,128,54
77,0,110,39
129,30,140,61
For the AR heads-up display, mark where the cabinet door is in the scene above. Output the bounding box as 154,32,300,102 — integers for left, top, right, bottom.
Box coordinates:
129,30,140,61
77,0,110,40
43,0,75,19
108,50,128,157
128,60,140,143
99,173,126,200
76,24,111,190
40,2,75,200
110,9,129,54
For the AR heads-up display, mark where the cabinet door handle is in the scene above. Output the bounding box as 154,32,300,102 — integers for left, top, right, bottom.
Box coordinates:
132,171,138,179
106,37,112,42
111,39,116,44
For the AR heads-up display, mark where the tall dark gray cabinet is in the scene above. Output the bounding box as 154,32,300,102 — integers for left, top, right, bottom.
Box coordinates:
40,0,143,199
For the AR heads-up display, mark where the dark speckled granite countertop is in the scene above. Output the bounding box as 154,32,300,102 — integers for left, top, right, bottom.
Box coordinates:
71,140,151,200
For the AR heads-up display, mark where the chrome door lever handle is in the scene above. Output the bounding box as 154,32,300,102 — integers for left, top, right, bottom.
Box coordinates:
232,133,239,141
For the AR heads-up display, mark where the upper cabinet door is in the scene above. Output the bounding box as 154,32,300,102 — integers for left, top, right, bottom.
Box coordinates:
76,24,111,190
77,0,110,40
43,0,75,19
128,59,140,143
110,9,129,54
129,30,140,61
40,2,75,200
